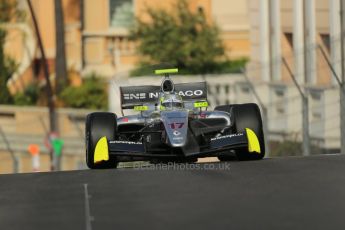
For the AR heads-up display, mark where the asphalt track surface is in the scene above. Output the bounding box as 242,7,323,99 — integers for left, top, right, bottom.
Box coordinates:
0,154,345,230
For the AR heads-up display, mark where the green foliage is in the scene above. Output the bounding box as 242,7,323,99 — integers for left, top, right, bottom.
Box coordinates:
271,140,302,157
270,140,324,157
0,29,18,104
130,0,227,75
60,73,108,110
0,0,25,22
0,0,25,104
214,58,249,74
13,84,39,106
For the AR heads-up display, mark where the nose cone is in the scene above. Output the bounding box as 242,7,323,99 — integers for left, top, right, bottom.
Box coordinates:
161,111,189,147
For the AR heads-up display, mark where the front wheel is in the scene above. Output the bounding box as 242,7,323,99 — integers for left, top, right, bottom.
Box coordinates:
215,103,265,161
85,112,118,169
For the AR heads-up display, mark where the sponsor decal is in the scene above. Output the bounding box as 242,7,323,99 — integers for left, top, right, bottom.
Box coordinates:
173,130,181,136
163,98,181,103
134,105,149,111
172,137,183,141
168,122,185,129
210,133,244,141
149,92,159,98
194,101,208,108
123,93,146,100
110,140,142,145
199,112,208,118
178,90,203,97
123,90,204,100
121,117,129,122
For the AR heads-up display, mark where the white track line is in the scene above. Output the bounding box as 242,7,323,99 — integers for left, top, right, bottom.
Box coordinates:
84,183,94,230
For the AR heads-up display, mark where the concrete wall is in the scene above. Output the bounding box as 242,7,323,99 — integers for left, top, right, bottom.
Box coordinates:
212,0,250,58
0,106,91,174
245,0,341,153
247,0,335,86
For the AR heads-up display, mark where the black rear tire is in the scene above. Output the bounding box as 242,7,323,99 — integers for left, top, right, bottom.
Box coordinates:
215,103,265,161
85,112,118,169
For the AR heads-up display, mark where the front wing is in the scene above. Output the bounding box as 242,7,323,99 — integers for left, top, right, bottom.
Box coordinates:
93,128,261,164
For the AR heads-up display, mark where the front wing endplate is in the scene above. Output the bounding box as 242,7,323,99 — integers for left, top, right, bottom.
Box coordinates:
94,136,109,163
245,128,261,154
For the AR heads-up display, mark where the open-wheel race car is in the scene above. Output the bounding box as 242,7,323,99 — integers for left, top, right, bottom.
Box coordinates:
85,68,265,169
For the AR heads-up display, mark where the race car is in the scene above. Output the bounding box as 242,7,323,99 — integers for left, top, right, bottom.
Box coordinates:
85,68,265,169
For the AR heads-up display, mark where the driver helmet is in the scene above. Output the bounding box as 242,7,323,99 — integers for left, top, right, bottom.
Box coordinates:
160,93,184,110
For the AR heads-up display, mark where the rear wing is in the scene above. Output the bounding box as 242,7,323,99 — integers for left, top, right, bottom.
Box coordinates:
120,82,207,109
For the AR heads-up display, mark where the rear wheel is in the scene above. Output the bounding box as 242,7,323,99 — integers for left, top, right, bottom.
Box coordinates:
85,112,118,169
215,103,265,161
